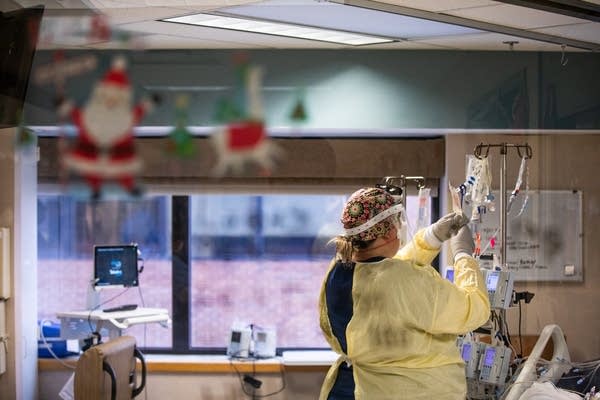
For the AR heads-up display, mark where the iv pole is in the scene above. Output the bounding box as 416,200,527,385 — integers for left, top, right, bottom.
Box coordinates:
474,143,532,267
380,175,426,207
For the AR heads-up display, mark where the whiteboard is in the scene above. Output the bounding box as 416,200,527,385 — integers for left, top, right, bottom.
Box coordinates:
476,190,583,282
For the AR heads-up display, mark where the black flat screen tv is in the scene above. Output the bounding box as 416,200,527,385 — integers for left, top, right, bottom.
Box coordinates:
0,6,43,127
94,245,139,289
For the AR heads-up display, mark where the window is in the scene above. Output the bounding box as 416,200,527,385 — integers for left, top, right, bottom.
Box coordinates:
189,194,346,349
38,190,433,352
37,194,173,348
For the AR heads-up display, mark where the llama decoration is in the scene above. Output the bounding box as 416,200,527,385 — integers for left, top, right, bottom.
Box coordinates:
210,57,283,177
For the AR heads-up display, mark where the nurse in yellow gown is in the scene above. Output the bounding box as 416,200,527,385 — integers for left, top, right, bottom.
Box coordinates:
319,187,491,400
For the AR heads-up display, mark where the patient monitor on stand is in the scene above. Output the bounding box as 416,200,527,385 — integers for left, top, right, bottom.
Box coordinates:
87,244,140,309
58,244,170,343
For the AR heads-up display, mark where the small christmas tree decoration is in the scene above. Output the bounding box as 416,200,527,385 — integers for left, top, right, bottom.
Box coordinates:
289,88,308,123
166,94,196,158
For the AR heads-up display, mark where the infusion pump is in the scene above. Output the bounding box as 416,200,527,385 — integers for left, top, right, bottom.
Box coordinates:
481,269,515,310
479,345,512,385
445,266,515,310
226,324,277,359
459,339,512,386
227,326,252,358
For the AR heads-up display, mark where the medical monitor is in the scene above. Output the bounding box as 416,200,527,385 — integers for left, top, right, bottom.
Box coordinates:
94,245,139,289
483,347,496,367
486,271,500,292
461,342,472,361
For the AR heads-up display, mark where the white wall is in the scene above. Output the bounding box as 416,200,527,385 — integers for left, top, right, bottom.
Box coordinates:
38,368,326,400
0,129,38,400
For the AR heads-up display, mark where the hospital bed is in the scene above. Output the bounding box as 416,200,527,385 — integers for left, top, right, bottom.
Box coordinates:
502,324,585,400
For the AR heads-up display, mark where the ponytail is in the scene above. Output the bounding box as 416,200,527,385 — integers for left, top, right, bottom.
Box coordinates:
330,235,375,265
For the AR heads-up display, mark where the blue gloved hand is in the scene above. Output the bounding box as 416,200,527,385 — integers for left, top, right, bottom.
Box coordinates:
430,212,469,242
451,225,475,260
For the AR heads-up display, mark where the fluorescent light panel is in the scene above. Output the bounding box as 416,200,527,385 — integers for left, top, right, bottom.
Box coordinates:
163,13,394,46
218,0,484,39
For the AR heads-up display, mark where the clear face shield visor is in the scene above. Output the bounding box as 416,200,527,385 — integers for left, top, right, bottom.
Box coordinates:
375,182,408,244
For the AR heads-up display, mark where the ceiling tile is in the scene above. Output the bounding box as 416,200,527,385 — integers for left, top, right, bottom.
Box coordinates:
447,3,590,29
414,32,588,51
88,0,155,7
534,22,600,45
101,7,199,24
363,40,458,50
372,0,498,13
87,33,261,49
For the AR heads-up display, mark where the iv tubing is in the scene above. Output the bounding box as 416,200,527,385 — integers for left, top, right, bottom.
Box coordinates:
474,142,532,268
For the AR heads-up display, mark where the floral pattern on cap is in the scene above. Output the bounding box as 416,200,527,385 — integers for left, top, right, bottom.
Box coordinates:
341,187,397,241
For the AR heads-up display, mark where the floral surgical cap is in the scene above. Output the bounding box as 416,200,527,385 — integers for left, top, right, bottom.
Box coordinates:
341,187,399,242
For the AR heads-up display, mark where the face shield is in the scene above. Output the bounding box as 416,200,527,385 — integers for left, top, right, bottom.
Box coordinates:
343,203,405,237
342,187,406,244
375,182,403,203
375,183,408,245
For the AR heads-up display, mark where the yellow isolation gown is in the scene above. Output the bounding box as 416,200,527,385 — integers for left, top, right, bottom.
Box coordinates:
319,229,491,400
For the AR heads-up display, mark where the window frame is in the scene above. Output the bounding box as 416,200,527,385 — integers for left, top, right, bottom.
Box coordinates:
37,187,439,354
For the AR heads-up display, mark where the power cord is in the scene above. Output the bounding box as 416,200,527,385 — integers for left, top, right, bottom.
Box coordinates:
85,287,132,349
38,319,76,370
229,356,286,399
512,291,535,358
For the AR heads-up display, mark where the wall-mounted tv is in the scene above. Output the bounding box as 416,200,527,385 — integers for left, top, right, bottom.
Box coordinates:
0,6,43,127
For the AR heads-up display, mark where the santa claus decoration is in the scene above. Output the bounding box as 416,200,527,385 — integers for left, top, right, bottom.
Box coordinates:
58,56,155,199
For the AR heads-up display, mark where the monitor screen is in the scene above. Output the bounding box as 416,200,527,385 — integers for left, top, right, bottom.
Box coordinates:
483,347,496,366
231,331,241,344
486,272,499,291
94,245,139,289
461,343,472,361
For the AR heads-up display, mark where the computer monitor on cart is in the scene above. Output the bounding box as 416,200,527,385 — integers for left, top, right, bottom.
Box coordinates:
93,245,139,290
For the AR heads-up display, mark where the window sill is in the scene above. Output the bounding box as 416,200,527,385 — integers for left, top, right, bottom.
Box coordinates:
38,350,338,373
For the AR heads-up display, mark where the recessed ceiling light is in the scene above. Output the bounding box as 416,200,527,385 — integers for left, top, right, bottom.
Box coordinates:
162,13,395,46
